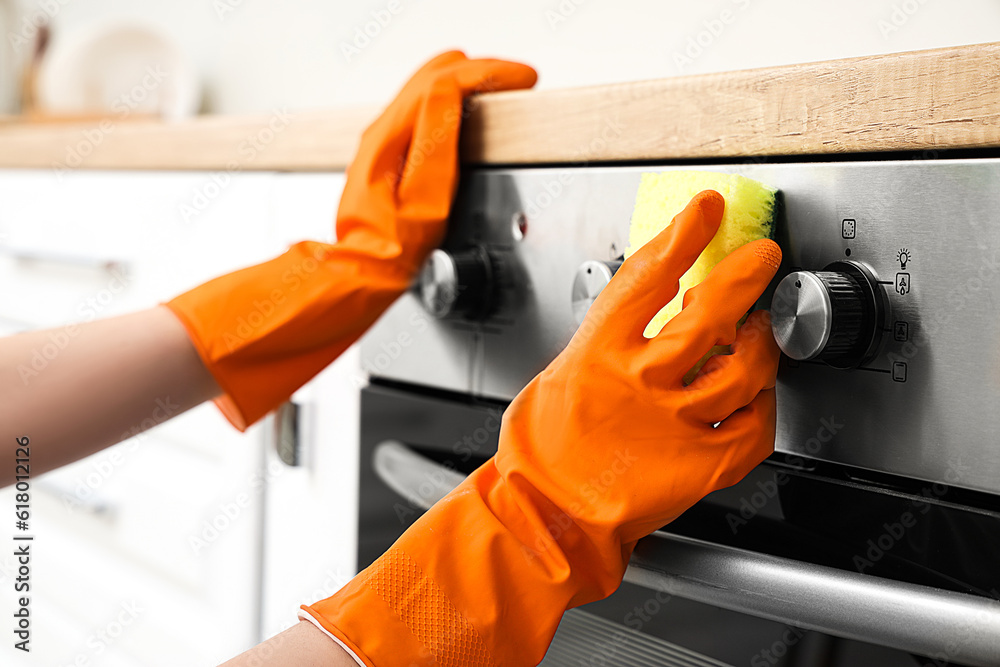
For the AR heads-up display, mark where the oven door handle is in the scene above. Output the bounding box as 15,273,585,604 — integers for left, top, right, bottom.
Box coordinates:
373,441,1000,667
627,533,1000,667
372,440,468,510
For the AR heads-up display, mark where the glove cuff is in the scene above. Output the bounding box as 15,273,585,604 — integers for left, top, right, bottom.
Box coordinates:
165,240,412,430
304,459,626,666
302,546,494,667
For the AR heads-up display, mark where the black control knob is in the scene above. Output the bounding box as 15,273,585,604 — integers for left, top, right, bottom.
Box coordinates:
419,248,494,319
770,261,887,369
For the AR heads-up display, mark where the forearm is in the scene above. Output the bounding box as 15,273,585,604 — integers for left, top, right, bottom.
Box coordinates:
0,306,220,485
220,621,360,667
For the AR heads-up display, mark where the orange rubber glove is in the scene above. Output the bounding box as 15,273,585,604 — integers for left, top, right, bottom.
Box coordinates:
301,191,783,666
165,52,537,430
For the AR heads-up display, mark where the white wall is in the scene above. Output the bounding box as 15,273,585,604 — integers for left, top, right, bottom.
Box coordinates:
4,0,999,114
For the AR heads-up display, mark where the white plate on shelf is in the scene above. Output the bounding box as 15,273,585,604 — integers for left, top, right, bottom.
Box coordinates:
37,23,200,120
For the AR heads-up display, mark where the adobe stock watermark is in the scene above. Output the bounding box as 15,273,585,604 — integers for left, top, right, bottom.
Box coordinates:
214,0,247,21
751,626,809,667
340,0,404,62
224,568,353,665
521,113,625,221
390,456,464,525
189,457,286,555
60,397,180,513
382,73,521,190
623,588,673,632
355,311,431,388
853,458,969,574
574,632,630,666
920,596,1000,667
520,448,638,563
672,0,755,73
17,265,132,385
575,582,675,665
6,0,68,51
59,600,144,666
177,108,294,222
52,66,170,177
304,567,353,604
215,245,321,353
726,416,844,534
544,0,588,30
452,409,503,463
877,0,930,39
390,409,503,525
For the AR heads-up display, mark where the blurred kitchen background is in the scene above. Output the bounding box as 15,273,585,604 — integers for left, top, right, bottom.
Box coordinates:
2,0,999,115
0,1,997,665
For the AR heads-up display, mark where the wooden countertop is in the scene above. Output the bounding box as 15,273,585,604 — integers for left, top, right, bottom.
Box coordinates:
1,42,998,172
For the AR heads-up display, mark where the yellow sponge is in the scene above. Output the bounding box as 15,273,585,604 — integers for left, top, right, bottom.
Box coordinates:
626,171,777,338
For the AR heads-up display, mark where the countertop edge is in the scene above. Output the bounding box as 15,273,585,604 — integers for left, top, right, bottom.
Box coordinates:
1,42,998,172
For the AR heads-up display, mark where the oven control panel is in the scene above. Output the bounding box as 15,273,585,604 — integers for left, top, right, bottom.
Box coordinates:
362,159,1000,497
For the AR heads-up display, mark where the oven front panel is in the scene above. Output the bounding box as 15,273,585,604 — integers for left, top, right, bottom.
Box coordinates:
363,158,1000,496
357,384,993,666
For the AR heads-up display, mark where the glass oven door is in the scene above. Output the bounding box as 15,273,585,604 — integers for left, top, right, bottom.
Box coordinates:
358,382,1000,667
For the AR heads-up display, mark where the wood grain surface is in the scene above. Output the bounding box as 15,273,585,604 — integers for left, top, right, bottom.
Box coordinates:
0,42,997,171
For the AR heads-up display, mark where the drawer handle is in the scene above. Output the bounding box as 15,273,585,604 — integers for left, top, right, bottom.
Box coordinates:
36,479,118,520
273,401,302,467
2,247,130,275
371,443,1000,666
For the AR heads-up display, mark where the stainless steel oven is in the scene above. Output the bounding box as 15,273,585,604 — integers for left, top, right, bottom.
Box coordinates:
356,154,1000,666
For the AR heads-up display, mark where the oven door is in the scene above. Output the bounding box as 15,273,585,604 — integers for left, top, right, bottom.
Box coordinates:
358,382,1000,667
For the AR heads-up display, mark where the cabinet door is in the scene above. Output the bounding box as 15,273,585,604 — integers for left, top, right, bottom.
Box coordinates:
256,173,366,640
0,169,276,666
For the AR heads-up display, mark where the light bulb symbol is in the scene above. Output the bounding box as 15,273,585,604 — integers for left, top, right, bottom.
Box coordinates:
897,248,911,270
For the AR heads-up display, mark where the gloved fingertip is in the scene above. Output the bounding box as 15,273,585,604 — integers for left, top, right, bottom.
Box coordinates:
508,62,540,88
492,62,539,90
458,60,539,93
750,238,782,271
692,189,725,222
672,190,724,242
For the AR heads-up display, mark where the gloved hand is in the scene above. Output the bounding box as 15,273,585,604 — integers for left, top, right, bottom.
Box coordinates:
301,191,783,666
165,52,537,429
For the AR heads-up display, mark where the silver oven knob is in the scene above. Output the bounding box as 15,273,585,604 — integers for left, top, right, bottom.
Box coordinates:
770,260,887,369
419,248,494,319
572,259,623,325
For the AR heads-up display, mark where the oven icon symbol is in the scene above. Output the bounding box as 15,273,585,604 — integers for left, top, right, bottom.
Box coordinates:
842,218,856,239
892,362,907,383
894,321,909,342
895,272,910,295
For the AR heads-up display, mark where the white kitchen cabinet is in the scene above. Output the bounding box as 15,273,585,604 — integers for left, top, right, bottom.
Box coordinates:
0,169,356,665
256,173,363,642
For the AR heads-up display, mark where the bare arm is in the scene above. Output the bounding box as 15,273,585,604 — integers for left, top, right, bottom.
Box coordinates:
0,305,221,485
2,308,362,662
220,622,358,667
